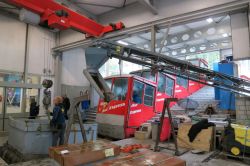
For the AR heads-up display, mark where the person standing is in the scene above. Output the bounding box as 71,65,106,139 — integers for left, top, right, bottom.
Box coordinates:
51,96,66,146
29,98,40,119
62,95,70,120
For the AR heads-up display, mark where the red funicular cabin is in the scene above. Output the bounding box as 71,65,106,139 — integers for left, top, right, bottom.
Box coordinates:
96,58,208,139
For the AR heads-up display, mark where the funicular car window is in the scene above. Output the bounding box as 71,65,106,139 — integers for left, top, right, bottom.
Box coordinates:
144,84,155,106
158,73,166,93
142,71,156,82
166,77,174,96
176,76,188,89
105,79,112,89
132,80,144,104
112,78,128,100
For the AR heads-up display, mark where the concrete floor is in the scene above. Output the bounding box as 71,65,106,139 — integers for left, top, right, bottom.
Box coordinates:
0,136,248,166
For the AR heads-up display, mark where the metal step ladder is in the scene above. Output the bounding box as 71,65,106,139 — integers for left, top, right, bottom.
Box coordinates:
64,95,89,144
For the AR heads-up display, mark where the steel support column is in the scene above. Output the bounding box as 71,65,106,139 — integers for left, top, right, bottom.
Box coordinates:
54,52,62,96
151,25,156,52
21,24,29,113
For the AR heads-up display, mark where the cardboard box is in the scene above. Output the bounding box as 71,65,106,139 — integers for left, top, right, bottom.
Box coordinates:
96,149,186,166
49,140,120,166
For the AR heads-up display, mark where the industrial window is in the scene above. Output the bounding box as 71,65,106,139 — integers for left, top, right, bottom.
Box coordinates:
176,77,188,89
112,78,128,101
132,80,144,104
166,77,174,96
158,73,166,93
142,71,156,82
144,84,155,106
105,79,112,89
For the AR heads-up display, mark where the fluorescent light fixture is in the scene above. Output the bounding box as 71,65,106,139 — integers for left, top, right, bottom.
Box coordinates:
206,18,213,23
222,33,228,37
117,40,129,45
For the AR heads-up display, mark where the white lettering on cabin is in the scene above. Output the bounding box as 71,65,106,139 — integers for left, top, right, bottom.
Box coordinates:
175,90,182,93
157,93,162,96
109,103,126,110
156,98,164,102
130,109,142,114
131,104,138,107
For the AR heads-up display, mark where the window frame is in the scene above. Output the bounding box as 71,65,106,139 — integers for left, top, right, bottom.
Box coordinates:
112,77,128,101
132,80,144,104
144,83,155,107
165,76,175,97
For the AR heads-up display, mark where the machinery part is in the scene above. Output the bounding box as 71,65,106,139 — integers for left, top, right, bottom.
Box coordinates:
223,123,250,156
64,95,90,144
42,79,53,89
154,98,180,156
231,146,240,156
7,0,125,37
87,41,250,96
83,69,113,102
19,8,40,25
42,89,51,112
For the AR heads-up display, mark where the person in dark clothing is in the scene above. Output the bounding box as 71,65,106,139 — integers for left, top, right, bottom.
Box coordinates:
62,95,70,120
188,119,215,142
51,96,66,146
29,98,39,119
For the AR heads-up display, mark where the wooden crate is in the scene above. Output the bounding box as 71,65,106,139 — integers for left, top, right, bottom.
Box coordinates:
177,123,214,152
49,140,121,166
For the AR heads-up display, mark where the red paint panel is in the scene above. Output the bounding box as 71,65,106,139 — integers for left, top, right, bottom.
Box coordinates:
128,102,155,127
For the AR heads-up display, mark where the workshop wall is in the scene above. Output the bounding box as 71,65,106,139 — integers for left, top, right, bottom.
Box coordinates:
0,14,26,72
27,25,56,75
0,14,56,75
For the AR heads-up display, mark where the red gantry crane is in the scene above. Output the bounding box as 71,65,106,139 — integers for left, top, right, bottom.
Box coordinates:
7,0,125,37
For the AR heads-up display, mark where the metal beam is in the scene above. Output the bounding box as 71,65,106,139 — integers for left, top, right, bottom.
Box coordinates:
52,0,249,52
151,25,156,52
0,82,41,89
138,0,158,15
94,41,250,95
56,0,97,20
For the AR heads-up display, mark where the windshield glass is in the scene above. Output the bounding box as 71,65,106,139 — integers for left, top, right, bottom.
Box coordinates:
112,78,128,100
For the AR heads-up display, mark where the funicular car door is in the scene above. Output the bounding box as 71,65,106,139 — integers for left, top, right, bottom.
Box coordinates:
127,79,155,128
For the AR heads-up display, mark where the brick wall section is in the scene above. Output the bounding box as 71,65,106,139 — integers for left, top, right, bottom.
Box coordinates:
236,96,250,124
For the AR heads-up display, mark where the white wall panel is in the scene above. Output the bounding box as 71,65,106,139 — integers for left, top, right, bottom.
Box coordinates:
231,12,250,60
59,29,85,46
99,0,238,27
27,25,56,74
0,14,26,72
61,48,89,86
